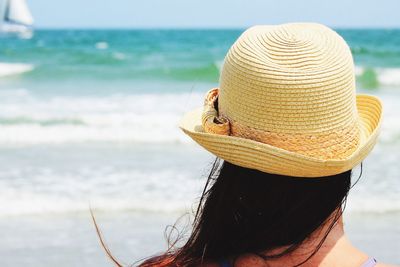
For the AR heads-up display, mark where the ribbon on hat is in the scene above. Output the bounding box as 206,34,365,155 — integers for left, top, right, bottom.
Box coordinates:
201,88,231,135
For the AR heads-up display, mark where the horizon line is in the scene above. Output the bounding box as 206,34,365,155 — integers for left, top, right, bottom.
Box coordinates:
33,26,400,31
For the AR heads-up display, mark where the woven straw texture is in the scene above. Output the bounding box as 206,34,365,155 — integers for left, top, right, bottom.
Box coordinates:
180,23,382,177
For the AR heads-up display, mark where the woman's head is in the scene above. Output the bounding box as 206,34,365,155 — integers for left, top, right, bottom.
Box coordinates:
180,23,382,178
141,158,355,266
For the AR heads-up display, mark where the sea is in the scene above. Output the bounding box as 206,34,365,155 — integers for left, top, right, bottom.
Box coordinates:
0,29,399,266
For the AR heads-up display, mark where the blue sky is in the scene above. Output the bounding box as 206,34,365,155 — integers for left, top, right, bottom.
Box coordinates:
31,0,400,29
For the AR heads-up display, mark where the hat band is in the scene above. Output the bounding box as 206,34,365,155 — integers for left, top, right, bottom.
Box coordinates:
201,88,360,160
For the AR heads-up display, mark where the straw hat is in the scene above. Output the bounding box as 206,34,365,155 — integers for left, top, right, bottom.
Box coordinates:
179,23,382,178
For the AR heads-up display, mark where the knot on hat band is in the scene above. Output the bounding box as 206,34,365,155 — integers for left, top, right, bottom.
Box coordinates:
201,88,231,136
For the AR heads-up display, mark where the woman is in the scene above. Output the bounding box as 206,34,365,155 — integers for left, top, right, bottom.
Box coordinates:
100,23,397,266
140,160,395,267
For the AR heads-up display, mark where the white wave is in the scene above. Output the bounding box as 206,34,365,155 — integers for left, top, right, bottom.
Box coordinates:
95,41,109,50
0,87,399,145
376,68,400,86
346,194,400,214
1,193,398,217
214,60,224,72
372,93,400,143
0,86,399,146
0,167,203,216
0,190,194,216
0,62,34,77
354,66,363,76
0,160,398,217
112,52,126,60
355,66,400,87
0,173,398,217
0,90,204,145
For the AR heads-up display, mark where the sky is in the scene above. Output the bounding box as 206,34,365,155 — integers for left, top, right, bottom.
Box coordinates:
30,0,400,29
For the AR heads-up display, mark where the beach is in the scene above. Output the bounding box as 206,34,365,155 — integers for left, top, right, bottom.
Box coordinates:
1,210,399,266
0,29,399,266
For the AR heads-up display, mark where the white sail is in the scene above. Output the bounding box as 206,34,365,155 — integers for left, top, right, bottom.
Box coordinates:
6,0,33,26
0,0,8,26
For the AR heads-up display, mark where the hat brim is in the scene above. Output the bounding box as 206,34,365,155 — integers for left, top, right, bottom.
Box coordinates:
179,94,382,178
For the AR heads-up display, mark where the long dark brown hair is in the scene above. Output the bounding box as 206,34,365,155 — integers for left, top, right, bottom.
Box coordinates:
94,158,358,267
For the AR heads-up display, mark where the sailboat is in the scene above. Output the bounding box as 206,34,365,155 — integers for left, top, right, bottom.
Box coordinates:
0,0,34,38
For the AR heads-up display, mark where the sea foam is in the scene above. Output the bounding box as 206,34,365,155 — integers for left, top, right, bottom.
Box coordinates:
355,66,400,87
0,158,398,217
0,89,204,145
0,63,34,77
0,88,399,145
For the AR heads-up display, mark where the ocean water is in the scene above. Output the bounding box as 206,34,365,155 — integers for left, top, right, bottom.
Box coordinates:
0,29,399,265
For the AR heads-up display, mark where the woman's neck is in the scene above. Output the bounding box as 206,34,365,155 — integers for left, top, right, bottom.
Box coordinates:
235,215,369,267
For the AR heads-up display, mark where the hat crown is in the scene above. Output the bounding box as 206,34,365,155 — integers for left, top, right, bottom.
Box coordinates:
218,23,359,159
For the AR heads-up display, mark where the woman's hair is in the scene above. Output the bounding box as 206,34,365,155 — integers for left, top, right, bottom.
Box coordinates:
137,158,356,267
94,158,356,267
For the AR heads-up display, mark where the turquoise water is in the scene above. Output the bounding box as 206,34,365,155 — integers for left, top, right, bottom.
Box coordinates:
0,30,233,85
1,29,400,89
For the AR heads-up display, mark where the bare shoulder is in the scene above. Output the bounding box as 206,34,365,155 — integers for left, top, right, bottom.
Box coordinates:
376,263,400,267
